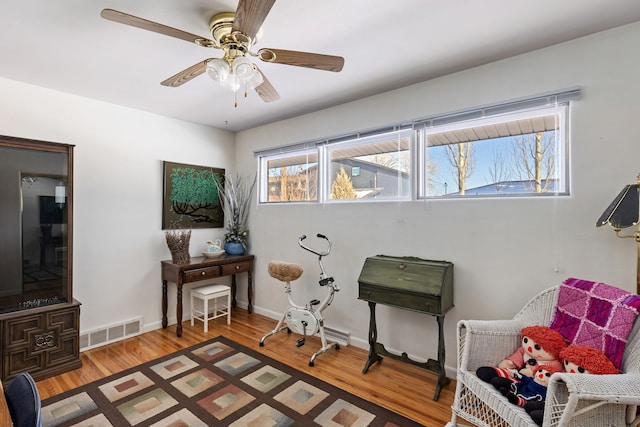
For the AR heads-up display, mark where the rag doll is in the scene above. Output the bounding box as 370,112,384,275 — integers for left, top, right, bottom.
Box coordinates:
494,364,562,407
476,325,567,383
560,344,618,375
525,344,619,426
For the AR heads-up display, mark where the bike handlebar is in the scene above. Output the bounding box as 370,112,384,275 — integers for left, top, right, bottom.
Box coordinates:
298,234,331,257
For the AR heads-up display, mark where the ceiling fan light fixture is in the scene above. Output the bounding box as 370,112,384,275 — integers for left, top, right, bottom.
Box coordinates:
221,73,241,92
232,57,255,80
206,58,230,82
244,67,264,90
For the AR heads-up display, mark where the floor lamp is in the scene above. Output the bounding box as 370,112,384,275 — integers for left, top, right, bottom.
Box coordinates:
596,173,640,294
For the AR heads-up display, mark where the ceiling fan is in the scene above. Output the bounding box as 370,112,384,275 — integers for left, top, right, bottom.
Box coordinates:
100,0,345,105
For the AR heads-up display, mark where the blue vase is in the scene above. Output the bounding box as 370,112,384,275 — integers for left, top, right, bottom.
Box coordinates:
224,242,245,255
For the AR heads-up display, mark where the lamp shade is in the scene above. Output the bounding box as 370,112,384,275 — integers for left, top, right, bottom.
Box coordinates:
206,58,230,82
220,73,240,92
244,67,264,90
232,57,255,80
596,183,640,229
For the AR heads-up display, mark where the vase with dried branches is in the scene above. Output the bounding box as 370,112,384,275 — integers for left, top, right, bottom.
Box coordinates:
215,173,256,255
165,228,191,264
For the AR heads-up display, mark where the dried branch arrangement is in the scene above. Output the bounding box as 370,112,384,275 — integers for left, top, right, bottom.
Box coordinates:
165,229,191,264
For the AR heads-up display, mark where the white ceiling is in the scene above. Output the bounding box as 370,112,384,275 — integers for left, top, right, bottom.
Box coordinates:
2,1,640,132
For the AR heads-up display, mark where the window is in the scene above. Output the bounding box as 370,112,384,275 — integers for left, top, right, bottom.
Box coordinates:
260,148,318,203
417,104,569,198
258,127,412,203
326,129,412,201
257,88,577,204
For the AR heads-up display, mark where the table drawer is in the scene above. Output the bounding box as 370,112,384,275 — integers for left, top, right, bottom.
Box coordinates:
359,286,442,315
222,261,252,275
183,266,221,282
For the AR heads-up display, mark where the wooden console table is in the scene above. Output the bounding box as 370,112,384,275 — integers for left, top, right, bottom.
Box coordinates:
358,255,454,401
161,254,254,337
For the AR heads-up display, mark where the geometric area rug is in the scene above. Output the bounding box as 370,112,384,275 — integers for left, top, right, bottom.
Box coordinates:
41,336,422,426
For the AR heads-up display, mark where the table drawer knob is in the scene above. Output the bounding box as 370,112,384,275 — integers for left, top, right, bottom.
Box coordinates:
235,265,240,270
397,263,407,270
201,271,206,276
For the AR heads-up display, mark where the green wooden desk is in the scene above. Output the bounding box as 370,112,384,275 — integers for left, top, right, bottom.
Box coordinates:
358,255,454,401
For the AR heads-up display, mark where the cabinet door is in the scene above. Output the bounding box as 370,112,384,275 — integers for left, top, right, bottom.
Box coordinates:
3,314,44,376
44,307,80,368
0,136,74,314
2,303,80,380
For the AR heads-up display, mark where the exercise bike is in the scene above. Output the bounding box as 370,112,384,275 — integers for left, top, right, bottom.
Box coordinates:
259,233,340,366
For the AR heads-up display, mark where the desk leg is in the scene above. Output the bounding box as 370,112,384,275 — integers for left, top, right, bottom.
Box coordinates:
433,314,450,401
231,275,237,308
362,301,382,373
162,280,168,329
176,283,183,337
247,269,253,314
231,271,253,314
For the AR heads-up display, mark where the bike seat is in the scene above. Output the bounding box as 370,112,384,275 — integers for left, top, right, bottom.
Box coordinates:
268,261,304,282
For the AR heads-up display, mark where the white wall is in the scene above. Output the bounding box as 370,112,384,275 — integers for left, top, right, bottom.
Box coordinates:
236,22,640,374
0,79,235,332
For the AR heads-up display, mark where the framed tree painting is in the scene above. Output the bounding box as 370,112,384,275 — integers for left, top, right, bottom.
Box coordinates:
162,161,225,229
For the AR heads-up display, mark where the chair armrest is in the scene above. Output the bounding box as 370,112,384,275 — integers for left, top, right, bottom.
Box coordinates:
457,319,528,371
548,372,640,404
545,373,640,426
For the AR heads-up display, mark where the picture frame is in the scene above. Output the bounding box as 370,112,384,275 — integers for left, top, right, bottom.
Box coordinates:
162,161,225,230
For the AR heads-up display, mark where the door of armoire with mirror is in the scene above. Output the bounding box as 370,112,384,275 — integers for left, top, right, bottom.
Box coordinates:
0,135,81,381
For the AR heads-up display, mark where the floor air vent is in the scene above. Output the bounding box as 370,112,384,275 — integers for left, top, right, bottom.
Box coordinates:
80,317,143,351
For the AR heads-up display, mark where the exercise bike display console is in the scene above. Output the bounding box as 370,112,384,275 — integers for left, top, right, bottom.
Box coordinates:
260,234,340,366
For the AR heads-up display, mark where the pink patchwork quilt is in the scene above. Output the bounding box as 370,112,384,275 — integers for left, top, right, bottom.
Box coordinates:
549,278,640,370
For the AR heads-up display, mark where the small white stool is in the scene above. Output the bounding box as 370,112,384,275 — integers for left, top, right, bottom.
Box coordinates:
190,284,231,332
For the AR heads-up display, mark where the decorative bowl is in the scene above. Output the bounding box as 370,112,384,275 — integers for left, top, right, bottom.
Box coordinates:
202,250,226,259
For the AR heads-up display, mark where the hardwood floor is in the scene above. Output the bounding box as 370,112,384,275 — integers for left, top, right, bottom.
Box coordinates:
36,309,457,426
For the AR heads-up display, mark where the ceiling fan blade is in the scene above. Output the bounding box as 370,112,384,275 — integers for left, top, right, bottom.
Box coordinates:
258,48,344,72
100,9,215,47
232,0,276,41
161,60,209,87
253,65,280,102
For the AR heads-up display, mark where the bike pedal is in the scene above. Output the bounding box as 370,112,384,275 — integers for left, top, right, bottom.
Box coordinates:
319,277,334,286
296,338,306,347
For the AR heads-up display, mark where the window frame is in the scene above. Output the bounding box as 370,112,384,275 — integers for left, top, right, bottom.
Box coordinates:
323,128,413,203
259,146,319,204
416,103,570,199
256,88,578,205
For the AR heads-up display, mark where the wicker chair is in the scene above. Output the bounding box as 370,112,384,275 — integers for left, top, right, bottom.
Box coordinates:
447,285,640,427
